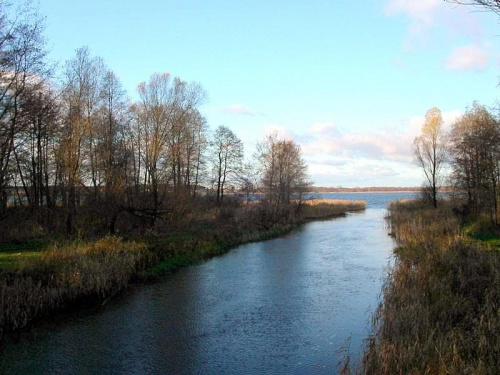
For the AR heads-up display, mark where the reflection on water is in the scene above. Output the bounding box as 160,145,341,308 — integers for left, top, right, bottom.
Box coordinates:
0,193,412,374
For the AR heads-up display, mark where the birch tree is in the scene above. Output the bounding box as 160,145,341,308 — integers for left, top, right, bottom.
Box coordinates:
413,107,447,208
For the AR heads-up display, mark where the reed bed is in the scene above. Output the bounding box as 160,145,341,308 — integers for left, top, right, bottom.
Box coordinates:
300,199,366,220
357,199,500,375
0,237,150,338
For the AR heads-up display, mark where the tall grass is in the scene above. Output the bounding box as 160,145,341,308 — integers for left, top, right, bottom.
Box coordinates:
0,237,150,337
300,199,366,220
358,199,500,374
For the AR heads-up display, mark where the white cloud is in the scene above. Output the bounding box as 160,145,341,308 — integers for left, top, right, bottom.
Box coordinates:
310,122,341,137
224,104,257,116
446,44,490,71
298,109,462,186
301,124,414,163
385,0,482,48
263,124,297,141
308,157,349,167
308,159,417,187
246,111,463,187
385,0,441,45
442,109,462,129
385,0,441,26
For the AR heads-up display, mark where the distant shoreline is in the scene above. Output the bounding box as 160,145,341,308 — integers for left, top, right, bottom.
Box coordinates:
307,187,453,194
307,190,419,194
234,188,452,196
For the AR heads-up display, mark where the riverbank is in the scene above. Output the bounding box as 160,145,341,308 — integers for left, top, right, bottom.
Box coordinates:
0,199,365,343
356,199,500,374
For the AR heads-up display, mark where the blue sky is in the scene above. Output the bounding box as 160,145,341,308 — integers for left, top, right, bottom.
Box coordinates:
38,0,500,187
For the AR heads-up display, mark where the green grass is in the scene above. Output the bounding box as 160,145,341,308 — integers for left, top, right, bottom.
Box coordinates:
0,240,48,271
469,232,500,250
156,232,197,244
0,251,43,270
143,254,196,279
461,218,500,250
0,239,47,252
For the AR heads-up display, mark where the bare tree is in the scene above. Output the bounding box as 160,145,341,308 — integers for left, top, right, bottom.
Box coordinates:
94,70,129,233
413,107,447,208
449,102,500,223
237,161,260,203
211,125,243,205
13,83,59,223
59,47,104,233
134,73,173,220
166,81,206,196
182,110,208,198
0,1,48,216
98,70,127,200
131,73,206,224
257,133,310,207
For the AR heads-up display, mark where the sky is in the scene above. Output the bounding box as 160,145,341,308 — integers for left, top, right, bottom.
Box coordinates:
36,0,500,187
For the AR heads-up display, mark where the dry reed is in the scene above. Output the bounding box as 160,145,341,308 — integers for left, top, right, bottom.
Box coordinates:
300,199,366,220
0,237,150,338
358,199,500,374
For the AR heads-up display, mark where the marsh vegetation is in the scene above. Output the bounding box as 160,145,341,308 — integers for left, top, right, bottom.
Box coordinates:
350,199,500,374
0,198,365,341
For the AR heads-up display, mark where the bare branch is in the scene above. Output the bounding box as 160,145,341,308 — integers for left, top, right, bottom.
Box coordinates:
445,0,500,15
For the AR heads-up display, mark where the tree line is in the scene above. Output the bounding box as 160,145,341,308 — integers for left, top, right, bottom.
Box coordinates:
414,103,500,224
0,2,310,238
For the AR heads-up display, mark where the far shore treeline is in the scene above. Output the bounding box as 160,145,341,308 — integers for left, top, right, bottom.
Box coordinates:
0,3,317,240
310,186,443,193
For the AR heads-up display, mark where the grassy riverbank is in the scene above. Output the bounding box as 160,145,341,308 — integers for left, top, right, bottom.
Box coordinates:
0,199,365,342
355,199,500,374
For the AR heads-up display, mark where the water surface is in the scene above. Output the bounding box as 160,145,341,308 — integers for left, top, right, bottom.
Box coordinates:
0,192,414,374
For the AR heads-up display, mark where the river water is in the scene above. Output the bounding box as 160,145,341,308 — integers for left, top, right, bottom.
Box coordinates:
0,192,416,374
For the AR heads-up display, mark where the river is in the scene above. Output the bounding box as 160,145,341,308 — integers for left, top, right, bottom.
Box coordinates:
0,192,416,374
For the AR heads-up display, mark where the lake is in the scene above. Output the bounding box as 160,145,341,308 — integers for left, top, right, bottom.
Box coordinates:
0,192,416,374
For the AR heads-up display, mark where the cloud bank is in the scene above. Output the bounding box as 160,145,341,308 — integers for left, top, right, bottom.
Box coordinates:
301,122,413,163
446,44,490,71
385,0,440,27
291,110,462,186
224,104,258,116
385,0,482,48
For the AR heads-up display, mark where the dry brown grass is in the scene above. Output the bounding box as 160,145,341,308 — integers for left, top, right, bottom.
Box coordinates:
357,199,500,375
0,237,151,337
300,199,366,220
